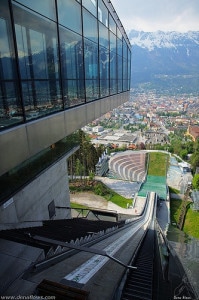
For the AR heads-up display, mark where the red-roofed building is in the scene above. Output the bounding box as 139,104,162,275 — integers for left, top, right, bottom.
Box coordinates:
186,125,199,141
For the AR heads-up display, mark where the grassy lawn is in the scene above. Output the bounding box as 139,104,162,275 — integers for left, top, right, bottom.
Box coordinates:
70,180,132,209
71,192,131,210
108,194,132,209
170,198,183,224
148,152,168,176
170,198,199,238
70,202,89,209
183,205,199,239
169,186,180,194
70,202,89,216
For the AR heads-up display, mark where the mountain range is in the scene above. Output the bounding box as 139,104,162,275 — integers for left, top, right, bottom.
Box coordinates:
129,30,199,94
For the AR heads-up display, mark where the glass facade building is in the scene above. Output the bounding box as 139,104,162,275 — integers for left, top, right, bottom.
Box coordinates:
0,0,131,217
0,0,131,131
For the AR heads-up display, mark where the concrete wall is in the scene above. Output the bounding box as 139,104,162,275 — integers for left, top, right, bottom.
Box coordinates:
0,156,71,224
0,92,129,176
0,92,130,224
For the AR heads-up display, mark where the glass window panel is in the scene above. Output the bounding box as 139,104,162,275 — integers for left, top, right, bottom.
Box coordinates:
83,9,98,43
110,52,116,79
82,0,97,17
99,46,109,97
128,49,131,89
110,31,116,53
117,27,122,39
123,80,128,91
0,1,17,80
57,0,82,34
123,58,128,82
117,37,122,56
109,14,116,34
0,0,23,130
85,80,99,102
0,82,23,129
12,0,56,20
110,79,117,95
100,80,109,97
15,24,30,79
118,80,123,93
59,27,84,80
84,39,98,80
29,29,49,79
63,80,85,108
99,46,109,81
110,52,117,94
123,39,128,59
13,4,60,81
98,0,108,27
123,55,128,92
0,19,17,80
117,55,122,80
22,80,62,120
99,23,109,48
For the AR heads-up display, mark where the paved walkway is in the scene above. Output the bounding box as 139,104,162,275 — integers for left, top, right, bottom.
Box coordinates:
70,191,135,215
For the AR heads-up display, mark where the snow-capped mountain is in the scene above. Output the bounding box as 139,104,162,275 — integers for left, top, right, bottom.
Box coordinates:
129,30,199,51
129,30,199,93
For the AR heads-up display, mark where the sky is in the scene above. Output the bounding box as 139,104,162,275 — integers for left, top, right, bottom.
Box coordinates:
111,0,199,32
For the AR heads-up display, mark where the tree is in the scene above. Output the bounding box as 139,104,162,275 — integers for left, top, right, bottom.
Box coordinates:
192,174,199,190
88,170,95,181
69,130,103,179
75,158,84,180
180,149,188,160
190,153,199,173
190,139,199,173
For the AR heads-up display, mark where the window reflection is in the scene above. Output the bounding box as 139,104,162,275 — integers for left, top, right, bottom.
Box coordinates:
13,0,56,20
123,39,128,92
84,39,99,101
110,51,117,95
63,80,85,108
117,27,122,40
22,81,62,120
110,31,116,53
84,39,98,80
85,80,99,102
117,37,123,56
0,0,131,131
13,2,61,120
128,48,131,90
123,39,128,60
123,58,128,91
0,0,23,129
82,0,97,17
60,28,84,80
99,46,109,97
109,14,116,34
57,0,82,34
60,27,85,107
83,9,98,43
98,0,108,27
99,23,109,48
117,55,123,92
0,82,22,128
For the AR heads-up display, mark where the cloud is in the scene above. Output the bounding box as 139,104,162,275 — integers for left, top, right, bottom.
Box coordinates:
111,0,199,32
